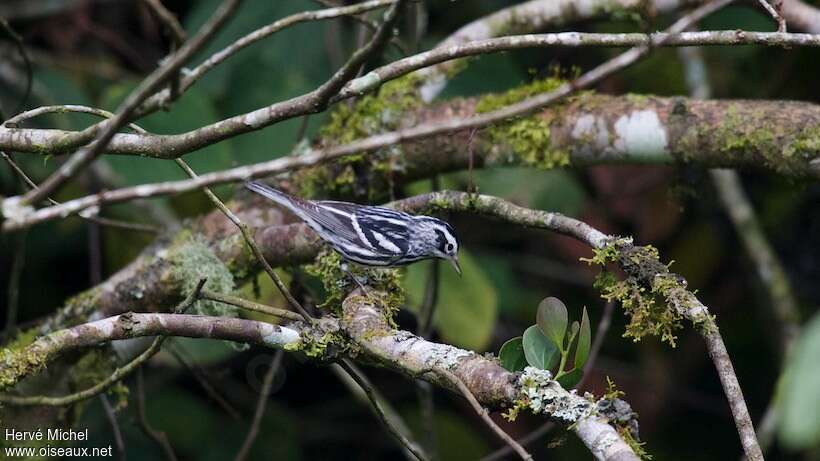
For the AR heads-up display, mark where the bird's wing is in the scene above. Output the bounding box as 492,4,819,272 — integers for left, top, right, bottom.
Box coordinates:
353,206,411,256
247,182,369,249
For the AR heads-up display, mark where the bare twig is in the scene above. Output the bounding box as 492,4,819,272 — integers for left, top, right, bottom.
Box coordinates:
233,351,284,461
4,29,820,162
174,158,312,320
0,279,207,406
141,0,187,45
415,256,440,459
338,359,429,461
19,0,243,206
711,170,800,353
3,230,26,338
140,0,395,112
99,394,127,461
1,151,157,233
136,367,178,461
166,342,242,421
755,0,787,31
438,368,532,461
3,0,756,232
200,289,305,322
678,35,790,459
0,18,32,113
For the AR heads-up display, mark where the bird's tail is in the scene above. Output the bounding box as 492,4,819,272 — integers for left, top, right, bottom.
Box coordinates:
245,181,310,217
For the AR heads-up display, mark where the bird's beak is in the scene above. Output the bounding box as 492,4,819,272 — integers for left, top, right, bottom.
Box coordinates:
448,256,462,277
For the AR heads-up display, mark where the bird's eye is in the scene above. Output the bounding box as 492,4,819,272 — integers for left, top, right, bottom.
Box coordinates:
446,243,454,252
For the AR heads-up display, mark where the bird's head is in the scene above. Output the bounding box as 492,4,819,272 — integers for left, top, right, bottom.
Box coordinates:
418,217,461,275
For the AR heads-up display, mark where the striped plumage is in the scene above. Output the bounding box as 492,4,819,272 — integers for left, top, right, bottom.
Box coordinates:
246,182,461,274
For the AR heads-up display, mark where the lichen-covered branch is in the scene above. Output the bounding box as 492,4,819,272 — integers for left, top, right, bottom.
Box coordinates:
4,91,819,232
2,34,818,160
0,312,301,391
339,293,640,461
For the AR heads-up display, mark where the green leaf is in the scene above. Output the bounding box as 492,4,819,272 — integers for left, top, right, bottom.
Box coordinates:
779,312,820,449
575,307,592,369
522,325,559,371
499,337,527,372
556,368,584,389
537,297,568,350
404,252,497,351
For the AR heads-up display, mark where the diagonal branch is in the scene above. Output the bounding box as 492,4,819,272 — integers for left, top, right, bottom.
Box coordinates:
17,0,243,206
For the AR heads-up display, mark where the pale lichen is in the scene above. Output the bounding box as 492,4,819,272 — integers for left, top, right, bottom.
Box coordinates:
505,367,595,423
161,232,236,317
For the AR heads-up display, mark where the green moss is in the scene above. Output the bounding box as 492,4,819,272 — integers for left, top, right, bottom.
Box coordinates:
619,427,653,460
475,78,570,170
710,105,817,176
304,250,404,325
299,330,344,359
784,124,820,165
295,75,423,200
4,328,38,352
0,341,48,391
584,241,687,346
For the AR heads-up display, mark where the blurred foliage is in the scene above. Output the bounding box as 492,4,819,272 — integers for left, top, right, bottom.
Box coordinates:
0,0,819,460
778,312,820,449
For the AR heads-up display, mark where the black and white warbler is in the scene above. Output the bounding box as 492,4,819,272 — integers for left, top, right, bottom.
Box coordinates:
246,182,461,275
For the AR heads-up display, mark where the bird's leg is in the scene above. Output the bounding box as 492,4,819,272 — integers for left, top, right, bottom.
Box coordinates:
340,262,374,301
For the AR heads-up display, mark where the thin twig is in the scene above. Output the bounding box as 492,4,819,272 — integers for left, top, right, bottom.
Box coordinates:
200,289,305,322
1,151,158,233
5,1,755,231
19,0,243,206
174,159,312,320
711,170,800,354
99,394,127,461
3,230,26,338
415,193,441,459
141,0,187,44
338,360,429,461
233,351,284,461
7,29,820,162
312,0,409,55
166,342,242,421
438,369,532,461
0,18,32,114
756,0,787,31
140,0,396,113
136,367,178,461
0,279,206,406
140,0,187,101
677,42,778,461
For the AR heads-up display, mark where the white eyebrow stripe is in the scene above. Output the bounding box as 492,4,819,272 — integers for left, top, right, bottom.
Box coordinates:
372,231,402,253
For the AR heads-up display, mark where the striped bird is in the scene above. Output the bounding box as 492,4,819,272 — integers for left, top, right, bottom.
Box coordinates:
246,182,461,275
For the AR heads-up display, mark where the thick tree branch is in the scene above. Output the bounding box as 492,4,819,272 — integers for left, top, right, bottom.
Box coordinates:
340,293,639,461
2,31,817,163
4,92,819,232
0,313,301,390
